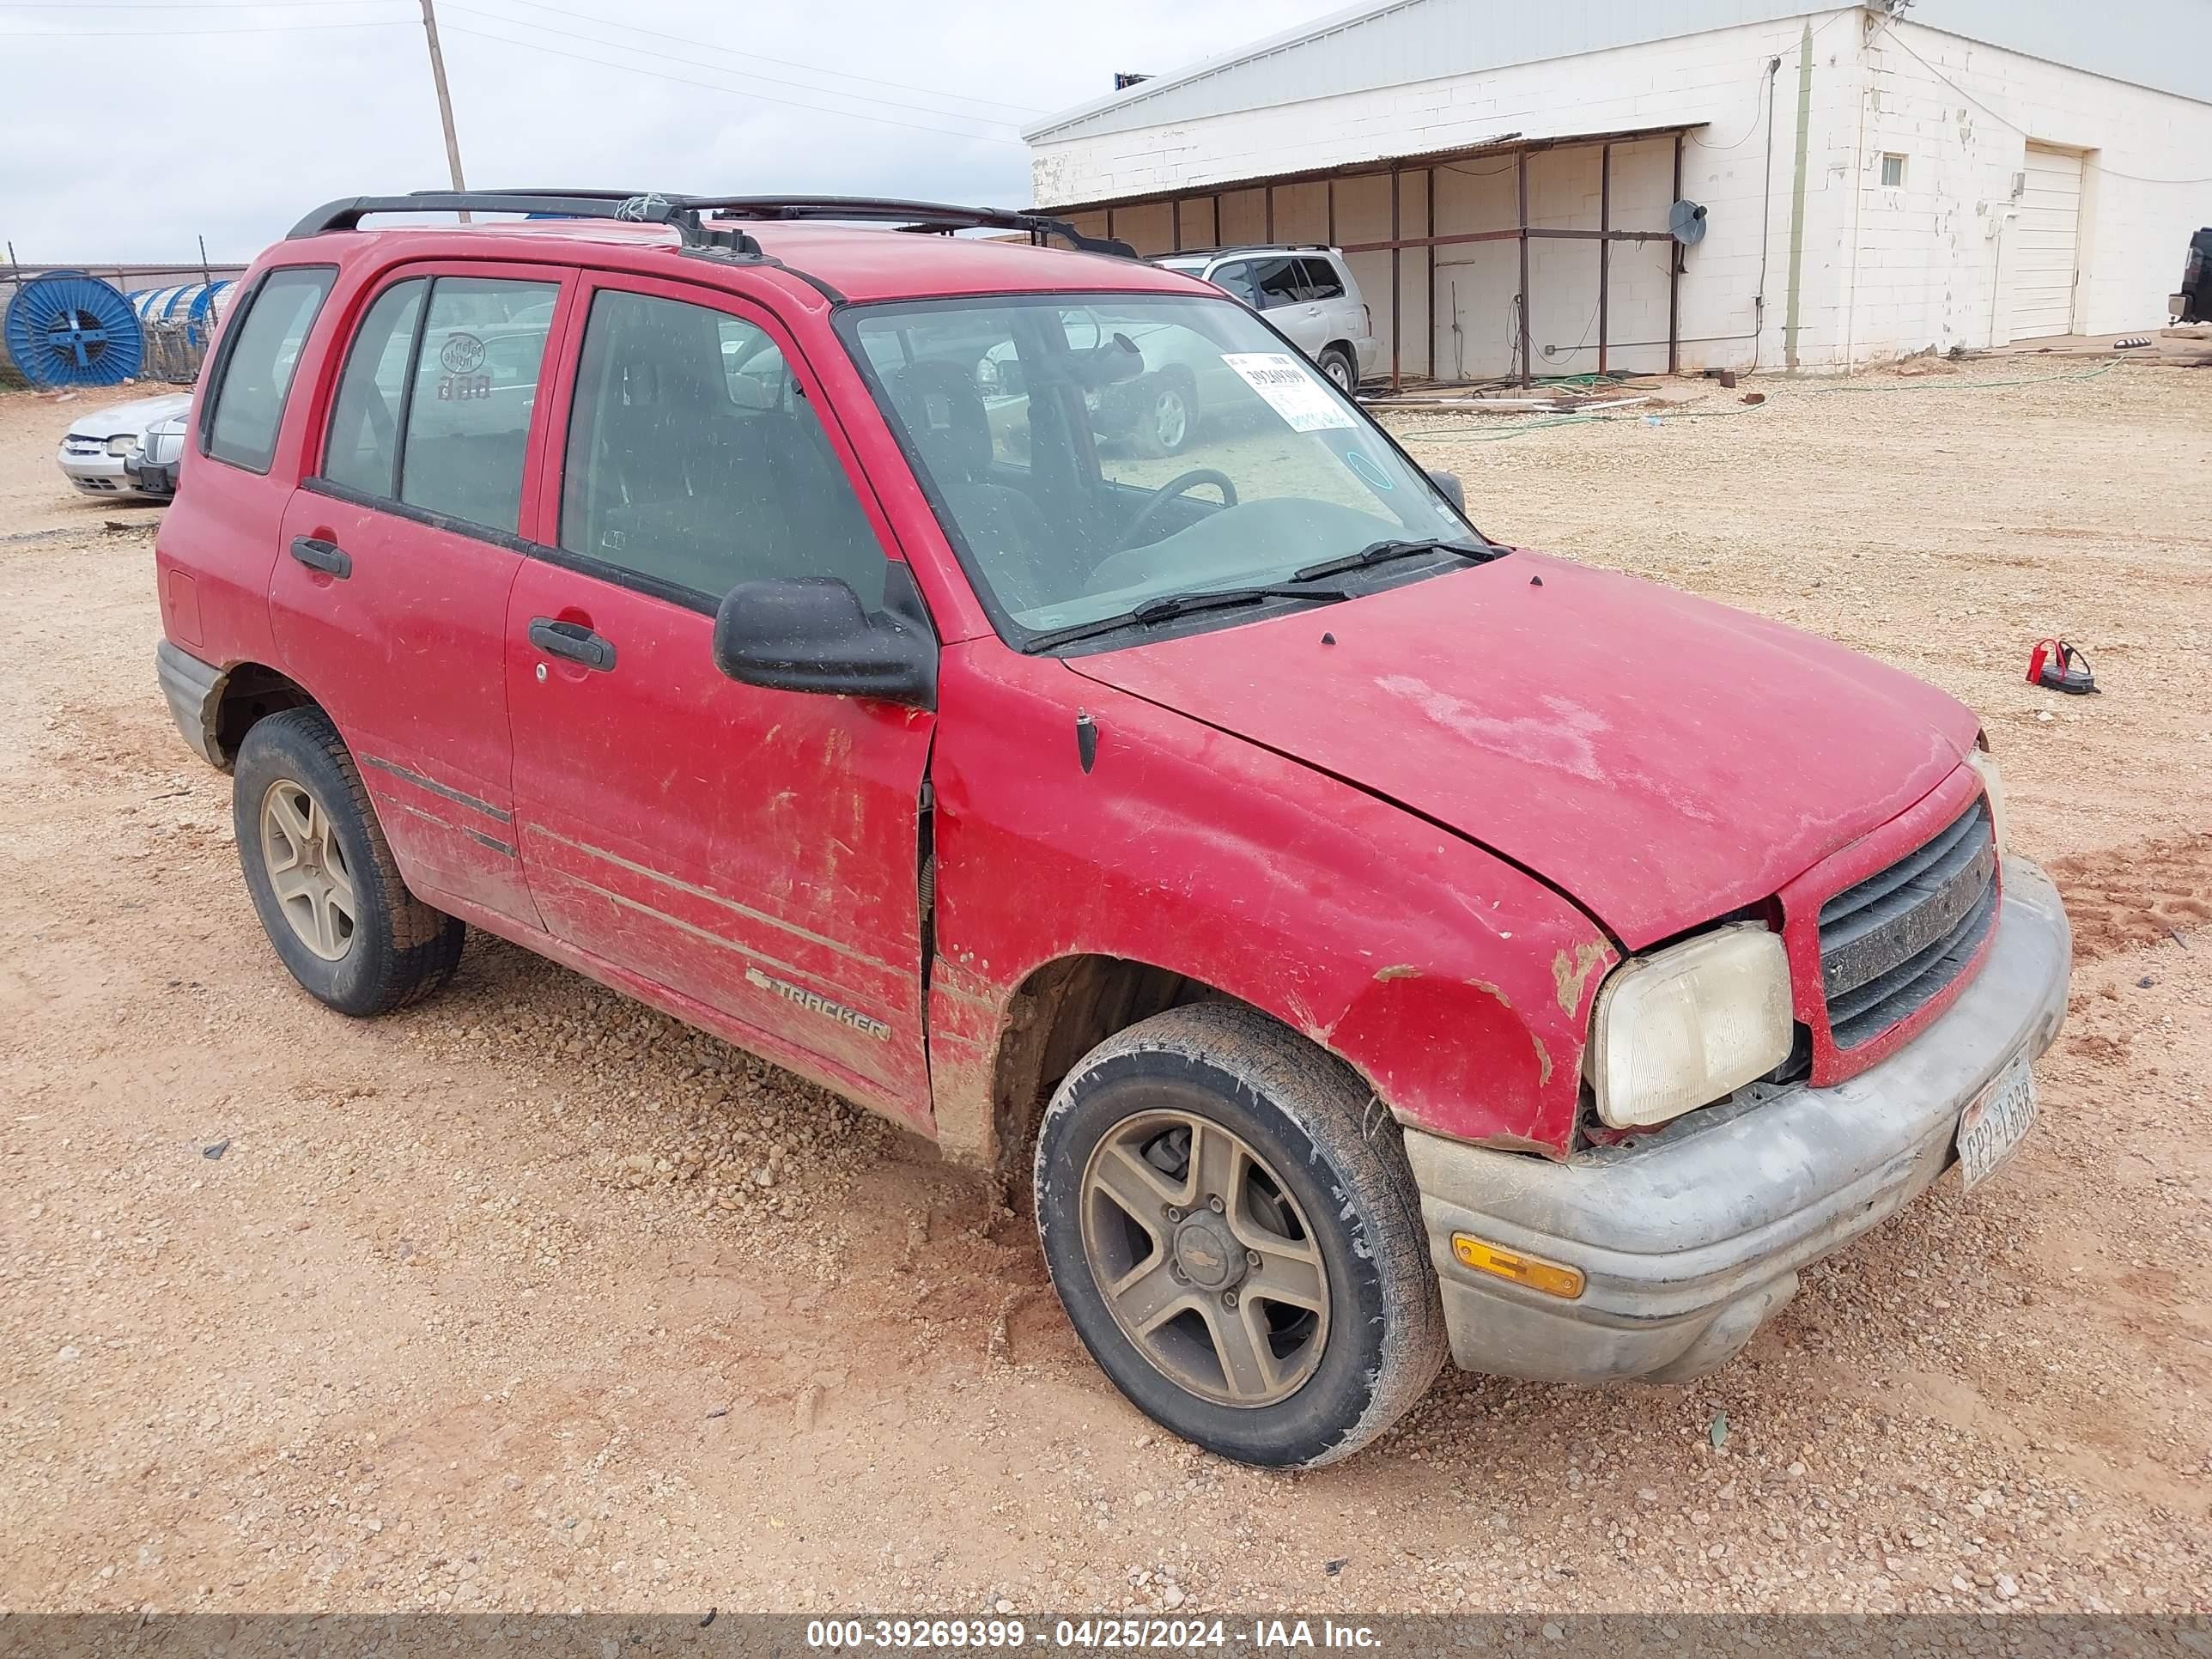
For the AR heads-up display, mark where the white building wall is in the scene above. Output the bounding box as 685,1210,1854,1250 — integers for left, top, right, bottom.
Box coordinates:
1034,11,1869,374
1840,19,2212,361
1033,9,2212,374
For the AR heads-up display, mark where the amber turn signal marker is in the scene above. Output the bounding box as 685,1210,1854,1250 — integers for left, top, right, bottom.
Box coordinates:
1450,1233,1586,1299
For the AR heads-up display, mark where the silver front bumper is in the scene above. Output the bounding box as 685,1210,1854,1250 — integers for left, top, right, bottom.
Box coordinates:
1405,857,2071,1385
59,447,132,492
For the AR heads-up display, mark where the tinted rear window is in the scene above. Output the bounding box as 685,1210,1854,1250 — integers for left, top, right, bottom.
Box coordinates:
1298,257,1345,301
1249,258,1302,309
202,266,336,473
397,276,557,533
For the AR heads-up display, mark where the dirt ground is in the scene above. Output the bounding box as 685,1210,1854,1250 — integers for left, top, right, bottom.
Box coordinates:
2,363,2208,1619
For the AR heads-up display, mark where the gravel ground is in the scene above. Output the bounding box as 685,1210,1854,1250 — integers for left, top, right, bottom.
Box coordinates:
1,363,2208,1618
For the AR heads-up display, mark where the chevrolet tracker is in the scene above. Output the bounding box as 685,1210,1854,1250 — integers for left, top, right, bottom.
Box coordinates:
153,191,2070,1468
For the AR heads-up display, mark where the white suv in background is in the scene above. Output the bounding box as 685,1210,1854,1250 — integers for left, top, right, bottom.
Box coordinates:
1152,246,1376,392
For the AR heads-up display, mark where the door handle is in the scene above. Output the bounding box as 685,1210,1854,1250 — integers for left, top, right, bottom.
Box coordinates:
528,617,617,672
289,535,351,579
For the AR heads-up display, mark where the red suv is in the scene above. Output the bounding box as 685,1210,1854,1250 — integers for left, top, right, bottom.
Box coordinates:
155,191,2070,1468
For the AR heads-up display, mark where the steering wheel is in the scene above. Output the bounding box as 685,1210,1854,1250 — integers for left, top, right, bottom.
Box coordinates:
1116,468,1238,553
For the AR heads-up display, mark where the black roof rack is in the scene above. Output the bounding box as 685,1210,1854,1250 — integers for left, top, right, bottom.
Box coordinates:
288,190,1139,261
287,191,764,256
678,196,1138,258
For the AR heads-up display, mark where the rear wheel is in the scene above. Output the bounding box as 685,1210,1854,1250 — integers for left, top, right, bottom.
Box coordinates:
233,708,465,1017
1317,345,1358,395
1034,1003,1445,1468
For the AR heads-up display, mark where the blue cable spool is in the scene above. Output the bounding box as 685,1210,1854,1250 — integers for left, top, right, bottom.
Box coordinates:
4,270,145,387
185,280,233,345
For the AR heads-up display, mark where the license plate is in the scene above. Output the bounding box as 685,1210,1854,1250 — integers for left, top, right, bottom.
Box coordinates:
1956,1050,2038,1190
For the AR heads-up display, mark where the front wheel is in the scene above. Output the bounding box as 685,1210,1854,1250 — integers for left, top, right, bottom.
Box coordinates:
1034,1003,1446,1468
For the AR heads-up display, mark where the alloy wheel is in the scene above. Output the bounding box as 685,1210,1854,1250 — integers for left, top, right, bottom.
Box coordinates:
258,778,357,962
1079,1109,1329,1407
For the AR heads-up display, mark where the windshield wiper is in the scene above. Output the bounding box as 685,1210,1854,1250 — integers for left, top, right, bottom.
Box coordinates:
1025,584,1350,653
1291,537,1503,585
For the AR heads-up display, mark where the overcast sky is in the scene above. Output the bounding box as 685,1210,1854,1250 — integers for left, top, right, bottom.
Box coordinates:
3,0,1346,266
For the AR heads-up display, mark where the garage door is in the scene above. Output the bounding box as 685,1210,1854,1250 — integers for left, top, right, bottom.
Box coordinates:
2006,144,2083,339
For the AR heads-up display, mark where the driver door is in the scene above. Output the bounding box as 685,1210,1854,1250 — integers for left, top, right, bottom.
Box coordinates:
505,274,938,1125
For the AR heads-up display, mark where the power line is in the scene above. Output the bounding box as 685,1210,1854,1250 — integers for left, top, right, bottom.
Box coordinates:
475,0,1046,117
440,21,1024,145
0,0,1048,120
3,15,404,32
444,3,1030,129
0,1,403,7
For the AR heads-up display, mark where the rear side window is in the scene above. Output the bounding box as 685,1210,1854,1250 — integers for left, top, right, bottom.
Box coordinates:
1250,258,1304,310
1298,258,1346,301
323,279,427,496
398,276,557,533
559,289,884,603
202,265,335,472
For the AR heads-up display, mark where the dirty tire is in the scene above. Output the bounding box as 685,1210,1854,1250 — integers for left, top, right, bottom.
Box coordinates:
1034,1002,1446,1468
232,707,465,1018
1317,345,1358,395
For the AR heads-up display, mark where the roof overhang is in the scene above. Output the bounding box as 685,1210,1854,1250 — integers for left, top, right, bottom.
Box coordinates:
1030,123,1706,218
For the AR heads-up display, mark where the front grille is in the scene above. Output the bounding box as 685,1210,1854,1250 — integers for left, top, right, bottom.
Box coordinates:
63,437,107,456
1820,799,1996,1048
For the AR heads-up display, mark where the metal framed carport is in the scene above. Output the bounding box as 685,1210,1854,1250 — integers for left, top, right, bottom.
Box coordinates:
1044,122,1705,391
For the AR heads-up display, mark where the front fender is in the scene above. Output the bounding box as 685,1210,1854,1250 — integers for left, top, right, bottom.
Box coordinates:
926,643,1616,1164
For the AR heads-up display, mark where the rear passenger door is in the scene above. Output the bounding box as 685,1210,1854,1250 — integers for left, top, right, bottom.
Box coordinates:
504,276,937,1125
270,263,570,928
1297,257,1357,355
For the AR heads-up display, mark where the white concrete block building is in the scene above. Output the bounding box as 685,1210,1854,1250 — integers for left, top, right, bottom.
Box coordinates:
1024,0,2212,382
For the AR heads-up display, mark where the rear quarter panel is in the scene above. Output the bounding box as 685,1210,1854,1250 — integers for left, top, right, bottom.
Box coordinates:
925,641,1617,1163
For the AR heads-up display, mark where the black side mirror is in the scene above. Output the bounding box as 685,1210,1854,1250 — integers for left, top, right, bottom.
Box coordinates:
1426,469,1467,514
712,571,937,708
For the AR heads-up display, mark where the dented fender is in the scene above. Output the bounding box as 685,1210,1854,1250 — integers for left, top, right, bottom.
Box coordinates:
924,642,1616,1163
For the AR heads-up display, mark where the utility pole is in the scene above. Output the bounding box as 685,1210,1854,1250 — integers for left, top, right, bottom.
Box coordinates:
418,0,471,222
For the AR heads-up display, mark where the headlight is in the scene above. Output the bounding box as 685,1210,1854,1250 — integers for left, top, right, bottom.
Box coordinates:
1966,744,2006,853
106,434,135,457
1589,922,1793,1129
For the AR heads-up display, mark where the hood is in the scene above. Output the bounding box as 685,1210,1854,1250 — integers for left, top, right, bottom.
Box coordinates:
66,392,191,442
1065,551,1978,947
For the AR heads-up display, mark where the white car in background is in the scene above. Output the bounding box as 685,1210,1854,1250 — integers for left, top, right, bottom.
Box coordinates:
1152,246,1376,393
57,392,192,501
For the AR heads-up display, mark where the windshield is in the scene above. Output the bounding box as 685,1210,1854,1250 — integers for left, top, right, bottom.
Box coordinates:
842,294,1478,648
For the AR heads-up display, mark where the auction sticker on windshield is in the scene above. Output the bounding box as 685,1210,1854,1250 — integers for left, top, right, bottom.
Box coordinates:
1223,353,1359,432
